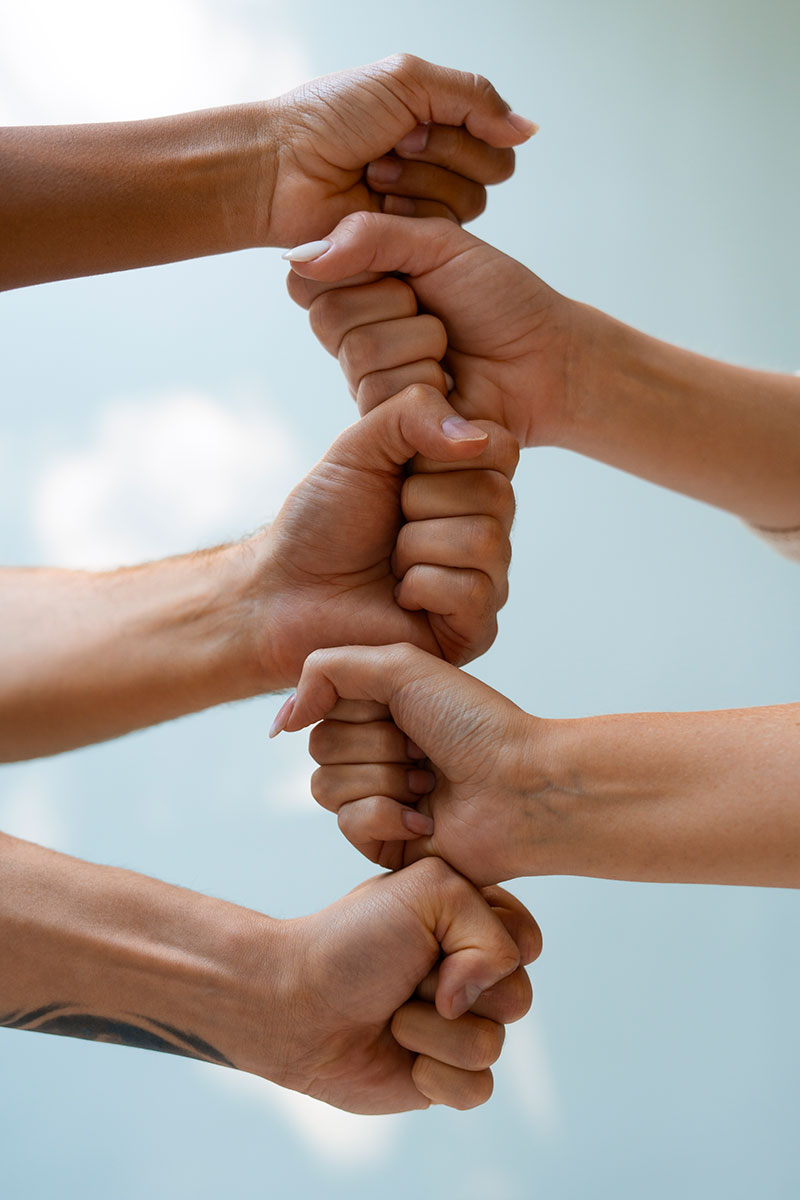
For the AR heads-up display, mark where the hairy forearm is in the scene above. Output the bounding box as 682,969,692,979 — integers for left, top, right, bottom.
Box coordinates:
526,702,800,886
565,304,800,528
0,832,285,1074
0,543,271,760
0,104,278,290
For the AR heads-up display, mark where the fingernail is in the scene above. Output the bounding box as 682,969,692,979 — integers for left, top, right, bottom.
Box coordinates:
406,738,426,759
442,415,488,442
506,112,540,137
402,808,434,836
367,156,403,183
269,693,296,738
443,371,455,393
408,768,435,795
281,239,331,263
383,195,415,217
395,124,429,154
451,982,484,1019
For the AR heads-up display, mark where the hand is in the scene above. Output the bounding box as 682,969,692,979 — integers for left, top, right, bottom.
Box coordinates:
251,387,518,685
265,859,541,1113
274,643,546,886
266,54,536,245
285,212,574,448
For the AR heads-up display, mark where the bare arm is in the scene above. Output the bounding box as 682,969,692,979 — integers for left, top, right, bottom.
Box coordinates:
284,643,800,890
0,834,538,1113
0,55,534,290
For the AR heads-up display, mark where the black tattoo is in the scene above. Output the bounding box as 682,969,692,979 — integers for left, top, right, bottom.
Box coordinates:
0,1004,233,1067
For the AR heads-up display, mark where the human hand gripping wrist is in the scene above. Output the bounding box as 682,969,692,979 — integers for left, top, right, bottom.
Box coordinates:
285,212,575,447
264,54,537,246
271,642,554,886
248,386,517,688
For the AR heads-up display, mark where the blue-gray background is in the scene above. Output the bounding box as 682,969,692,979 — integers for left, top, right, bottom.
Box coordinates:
1,1,798,1196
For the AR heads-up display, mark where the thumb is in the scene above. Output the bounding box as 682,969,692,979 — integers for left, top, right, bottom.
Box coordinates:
399,859,521,1020
327,384,489,473
282,212,475,284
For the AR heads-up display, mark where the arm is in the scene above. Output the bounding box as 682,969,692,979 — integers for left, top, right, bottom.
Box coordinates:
0,833,539,1113
286,213,800,532
0,387,516,761
0,55,535,290
278,643,800,889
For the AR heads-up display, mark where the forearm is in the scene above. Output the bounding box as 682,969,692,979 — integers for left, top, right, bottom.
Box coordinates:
565,303,800,528
0,831,287,1077
0,104,278,290
527,702,800,886
0,542,273,760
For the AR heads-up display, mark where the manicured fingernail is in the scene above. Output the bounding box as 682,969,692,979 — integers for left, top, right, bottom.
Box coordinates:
443,371,455,392
395,123,429,154
383,194,415,216
402,808,434,836
406,738,426,759
441,415,488,442
506,112,540,137
408,768,435,795
269,693,296,738
367,156,403,183
281,239,331,263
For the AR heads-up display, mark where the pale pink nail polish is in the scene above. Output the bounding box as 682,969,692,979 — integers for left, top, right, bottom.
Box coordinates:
269,693,296,738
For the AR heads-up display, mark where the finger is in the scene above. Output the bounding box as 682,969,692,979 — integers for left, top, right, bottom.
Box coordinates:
411,1055,493,1110
309,718,412,767
358,360,450,412
322,384,488,477
367,156,486,223
339,795,433,851
409,420,519,481
339,315,446,388
286,268,384,311
392,122,516,186
282,644,481,756
403,857,521,1020
306,277,418,355
416,962,532,1026
324,699,389,724
284,212,477,282
376,53,538,148
311,762,434,813
480,886,544,967
402,469,516,534
392,1000,504,1071
393,515,511,601
395,565,499,665
382,197,458,221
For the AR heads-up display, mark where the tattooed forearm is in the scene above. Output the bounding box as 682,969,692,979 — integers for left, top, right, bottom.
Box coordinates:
0,1004,234,1066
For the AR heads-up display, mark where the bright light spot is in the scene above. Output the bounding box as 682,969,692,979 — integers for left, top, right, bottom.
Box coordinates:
32,390,301,569
0,771,67,850
0,0,311,123
496,1013,563,1138
209,1069,400,1165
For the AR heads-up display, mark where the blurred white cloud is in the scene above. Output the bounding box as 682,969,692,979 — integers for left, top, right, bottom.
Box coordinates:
0,771,68,850
496,1013,562,1139
31,389,302,568
209,1069,400,1165
0,0,311,123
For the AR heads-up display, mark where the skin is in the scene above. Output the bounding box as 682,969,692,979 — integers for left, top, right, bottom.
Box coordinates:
278,643,800,890
0,54,535,290
286,212,800,530
0,836,541,1114
0,388,516,761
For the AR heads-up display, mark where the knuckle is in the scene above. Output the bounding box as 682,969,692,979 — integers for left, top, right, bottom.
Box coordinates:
466,1021,505,1071
357,371,394,410
339,326,374,379
308,292,343,345
493,147,516,183
418,314,448,359
400,381,440,407
309,765,334,806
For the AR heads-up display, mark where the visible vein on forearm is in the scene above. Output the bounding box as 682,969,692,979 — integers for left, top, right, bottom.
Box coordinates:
0,1004,234,1066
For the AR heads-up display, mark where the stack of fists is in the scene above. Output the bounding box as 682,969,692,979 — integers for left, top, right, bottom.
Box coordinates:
3,51,798,1127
